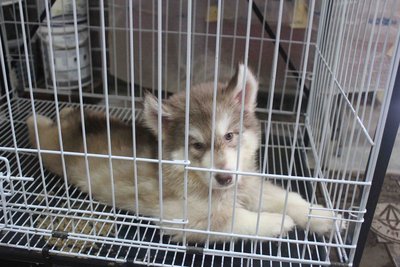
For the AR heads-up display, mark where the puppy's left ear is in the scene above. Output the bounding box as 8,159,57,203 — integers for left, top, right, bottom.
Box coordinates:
225,64,259,112
142,92,171,137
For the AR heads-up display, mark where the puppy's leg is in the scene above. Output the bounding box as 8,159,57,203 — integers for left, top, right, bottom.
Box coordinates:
161,200,295,242
229,208,295,238
262,181,337,235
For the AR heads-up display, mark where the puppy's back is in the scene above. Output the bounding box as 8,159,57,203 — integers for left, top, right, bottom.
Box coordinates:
26,108,157,176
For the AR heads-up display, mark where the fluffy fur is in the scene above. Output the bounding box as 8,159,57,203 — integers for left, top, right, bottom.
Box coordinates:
26,64,338,242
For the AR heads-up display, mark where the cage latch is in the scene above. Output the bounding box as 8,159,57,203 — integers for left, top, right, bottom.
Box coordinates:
0,156,11,197
0,156,11,182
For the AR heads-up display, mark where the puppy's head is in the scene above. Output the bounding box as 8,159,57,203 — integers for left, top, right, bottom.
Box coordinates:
143,64,260,189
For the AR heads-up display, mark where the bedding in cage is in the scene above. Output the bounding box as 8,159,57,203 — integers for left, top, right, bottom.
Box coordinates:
0,0,399,266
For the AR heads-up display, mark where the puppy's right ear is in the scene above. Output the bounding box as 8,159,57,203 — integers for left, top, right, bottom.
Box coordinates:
143,92,171,137
225,64,259,112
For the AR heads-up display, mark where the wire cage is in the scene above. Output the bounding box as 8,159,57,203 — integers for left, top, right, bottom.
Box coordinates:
0,0,399,266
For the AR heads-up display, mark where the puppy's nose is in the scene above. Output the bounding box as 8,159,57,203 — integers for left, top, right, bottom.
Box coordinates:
215,174,233,186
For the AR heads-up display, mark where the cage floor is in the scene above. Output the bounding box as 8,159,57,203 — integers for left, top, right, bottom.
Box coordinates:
0,97,337,266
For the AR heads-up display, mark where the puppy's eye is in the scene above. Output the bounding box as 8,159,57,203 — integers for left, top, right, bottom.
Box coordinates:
224,132,234,141
192,142,205,150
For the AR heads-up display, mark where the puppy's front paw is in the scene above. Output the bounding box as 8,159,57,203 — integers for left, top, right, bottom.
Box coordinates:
308,207,345,236
281,215,296,236
264,213,295,237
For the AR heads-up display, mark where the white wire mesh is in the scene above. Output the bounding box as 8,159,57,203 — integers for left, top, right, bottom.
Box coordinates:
0,0,399,266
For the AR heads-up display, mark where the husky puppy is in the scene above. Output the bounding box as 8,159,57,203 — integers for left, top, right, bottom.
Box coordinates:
26,65,337,242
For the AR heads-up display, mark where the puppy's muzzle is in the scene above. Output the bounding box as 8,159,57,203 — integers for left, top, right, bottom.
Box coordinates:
215,174,233,186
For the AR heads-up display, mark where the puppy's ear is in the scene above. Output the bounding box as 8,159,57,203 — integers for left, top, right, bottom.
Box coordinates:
143,92,171,137
225,64,258,112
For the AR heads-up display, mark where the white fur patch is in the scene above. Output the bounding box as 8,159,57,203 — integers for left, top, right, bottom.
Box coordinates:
216,113,231,137
171,148,185,160
240,131,259,168
200,150,212,169
223,148,241,184
223,148,239,171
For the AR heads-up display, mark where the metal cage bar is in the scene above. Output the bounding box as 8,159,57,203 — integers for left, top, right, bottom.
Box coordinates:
0,0,398,266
